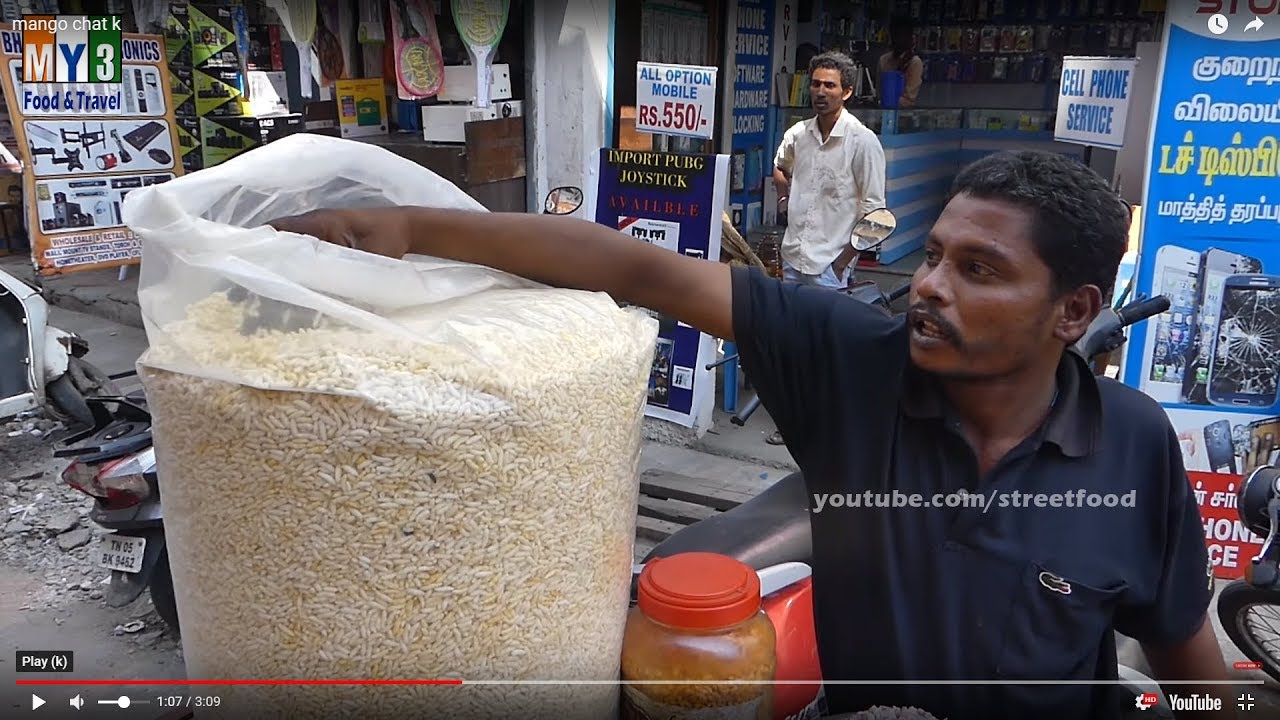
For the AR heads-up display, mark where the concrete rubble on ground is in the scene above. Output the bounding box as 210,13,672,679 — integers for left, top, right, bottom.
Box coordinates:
1,409,179,656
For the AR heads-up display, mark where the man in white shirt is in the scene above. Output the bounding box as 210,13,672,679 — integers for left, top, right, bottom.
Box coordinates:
772,51,887,290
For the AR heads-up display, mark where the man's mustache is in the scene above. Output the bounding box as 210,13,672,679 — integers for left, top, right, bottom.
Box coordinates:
907,303,961,346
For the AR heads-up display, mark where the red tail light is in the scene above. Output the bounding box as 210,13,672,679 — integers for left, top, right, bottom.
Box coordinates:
62,460,105,498
61,451,154,510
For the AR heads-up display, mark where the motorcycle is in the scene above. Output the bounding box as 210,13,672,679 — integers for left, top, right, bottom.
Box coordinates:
1218,464,1280,682
635,286,1174,719
0,266,120,428
50,187,591,638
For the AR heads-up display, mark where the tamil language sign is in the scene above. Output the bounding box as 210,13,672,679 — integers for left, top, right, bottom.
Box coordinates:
1053,56,1138,150
1189,470,1264,580
1121,5,1280,575
593,149,729,433
635,61,718,140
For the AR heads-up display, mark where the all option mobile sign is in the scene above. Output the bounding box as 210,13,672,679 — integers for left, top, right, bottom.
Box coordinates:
594,148,729,433
1053,56,1138,150
1120,5,1280,578
635,61,718,140
0,20,183,276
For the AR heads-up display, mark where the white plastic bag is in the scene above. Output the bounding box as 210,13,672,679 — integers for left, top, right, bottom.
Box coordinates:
122,134,658,720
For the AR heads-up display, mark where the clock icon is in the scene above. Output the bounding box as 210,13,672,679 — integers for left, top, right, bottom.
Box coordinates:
1208,13,1229,35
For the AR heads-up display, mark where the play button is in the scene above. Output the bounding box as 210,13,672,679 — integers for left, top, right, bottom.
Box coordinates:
32,694,45,709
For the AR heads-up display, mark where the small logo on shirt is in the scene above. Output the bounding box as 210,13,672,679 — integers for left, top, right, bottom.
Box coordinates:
1038,571,1072,595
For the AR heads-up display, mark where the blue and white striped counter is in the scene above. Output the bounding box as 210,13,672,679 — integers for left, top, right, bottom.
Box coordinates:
877,130,1086,265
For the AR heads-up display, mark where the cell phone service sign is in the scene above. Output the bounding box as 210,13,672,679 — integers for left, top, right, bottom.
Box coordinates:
1121,2,1280,576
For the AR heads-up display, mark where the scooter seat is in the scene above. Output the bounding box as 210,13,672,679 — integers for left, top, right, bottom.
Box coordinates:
641,472,812,569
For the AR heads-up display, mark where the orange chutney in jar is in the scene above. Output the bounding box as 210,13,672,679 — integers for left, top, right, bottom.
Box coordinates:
620,552,777,719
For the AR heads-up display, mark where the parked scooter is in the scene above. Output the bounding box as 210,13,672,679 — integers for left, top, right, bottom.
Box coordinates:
1218,465,1280,682
636,289,1174,720
0,266,120,428
56,388,175,632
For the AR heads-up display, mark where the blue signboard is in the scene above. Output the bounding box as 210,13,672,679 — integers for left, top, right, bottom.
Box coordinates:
1121,5,1280,484
594,149,729,432
729,0,774,232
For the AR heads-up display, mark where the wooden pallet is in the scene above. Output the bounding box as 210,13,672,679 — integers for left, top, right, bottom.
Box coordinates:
634,467,768,547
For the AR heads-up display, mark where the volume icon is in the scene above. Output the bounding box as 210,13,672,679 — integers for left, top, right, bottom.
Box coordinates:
69,694,85,710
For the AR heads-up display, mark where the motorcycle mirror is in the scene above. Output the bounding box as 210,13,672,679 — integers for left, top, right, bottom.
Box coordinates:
1239,465,1280,539
543,186,584,215
851,208,897,252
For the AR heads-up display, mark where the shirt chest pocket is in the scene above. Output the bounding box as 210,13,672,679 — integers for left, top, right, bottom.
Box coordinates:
996,562,1126,681
813,149,855,201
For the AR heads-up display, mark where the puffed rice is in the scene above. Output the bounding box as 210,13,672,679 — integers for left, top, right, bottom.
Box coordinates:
139,286,658,720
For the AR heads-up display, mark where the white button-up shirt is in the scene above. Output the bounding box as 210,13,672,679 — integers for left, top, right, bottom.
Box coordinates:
773,109,887,276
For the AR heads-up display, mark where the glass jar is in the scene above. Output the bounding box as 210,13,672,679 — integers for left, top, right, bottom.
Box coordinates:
620,552,777,719
757,232,783,280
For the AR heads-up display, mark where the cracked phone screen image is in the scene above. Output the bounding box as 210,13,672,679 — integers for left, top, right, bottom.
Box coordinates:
1209,284,1280,405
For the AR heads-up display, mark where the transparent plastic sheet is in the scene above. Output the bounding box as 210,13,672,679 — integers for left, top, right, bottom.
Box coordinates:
121,134,658,720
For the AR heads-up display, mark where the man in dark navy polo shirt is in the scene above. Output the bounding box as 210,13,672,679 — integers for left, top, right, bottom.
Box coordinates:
271,151,1233,720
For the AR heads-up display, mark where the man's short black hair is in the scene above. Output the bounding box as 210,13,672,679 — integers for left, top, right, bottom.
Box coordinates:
948,150,1129,299
809,51,857,91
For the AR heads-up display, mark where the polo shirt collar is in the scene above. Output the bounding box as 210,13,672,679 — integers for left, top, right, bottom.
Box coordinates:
901,350,1101,458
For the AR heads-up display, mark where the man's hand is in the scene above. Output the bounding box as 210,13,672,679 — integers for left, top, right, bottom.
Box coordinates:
267,208,411,259
832,259,850,285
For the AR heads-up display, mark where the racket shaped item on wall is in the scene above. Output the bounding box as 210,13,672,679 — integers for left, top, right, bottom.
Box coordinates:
265,0,317,97
451,0,509,107
390,0,444,100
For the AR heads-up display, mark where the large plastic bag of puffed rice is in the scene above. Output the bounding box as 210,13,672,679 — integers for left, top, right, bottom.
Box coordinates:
120,134,658,720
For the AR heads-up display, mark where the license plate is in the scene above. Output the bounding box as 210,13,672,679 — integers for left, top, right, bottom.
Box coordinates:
97,534,146,573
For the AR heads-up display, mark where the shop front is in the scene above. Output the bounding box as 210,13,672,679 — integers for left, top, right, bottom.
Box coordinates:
0,0,572,275
751,0,1163,277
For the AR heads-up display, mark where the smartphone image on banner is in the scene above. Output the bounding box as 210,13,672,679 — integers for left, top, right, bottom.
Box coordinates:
1182,248,1264,405
1140,245,1201,403
649,338,675,408
1203,418,1237,473
1244,416,1280,474
1208,274,1280,409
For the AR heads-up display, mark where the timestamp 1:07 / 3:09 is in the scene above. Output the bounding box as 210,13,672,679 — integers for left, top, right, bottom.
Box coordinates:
156,696,222,708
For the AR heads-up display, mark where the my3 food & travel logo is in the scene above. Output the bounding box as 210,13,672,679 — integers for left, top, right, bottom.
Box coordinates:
5,14,137,115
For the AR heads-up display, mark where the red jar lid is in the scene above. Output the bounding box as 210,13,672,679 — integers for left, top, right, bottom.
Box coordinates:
637,552,761,630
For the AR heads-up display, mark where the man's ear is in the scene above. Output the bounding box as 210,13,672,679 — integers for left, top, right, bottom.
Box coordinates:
1056,284,1103,345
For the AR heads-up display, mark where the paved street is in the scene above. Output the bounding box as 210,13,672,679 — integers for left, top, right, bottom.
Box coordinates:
2,307,1279,718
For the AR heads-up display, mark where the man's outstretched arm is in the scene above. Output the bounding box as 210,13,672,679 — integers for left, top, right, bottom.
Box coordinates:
269,207,735,341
